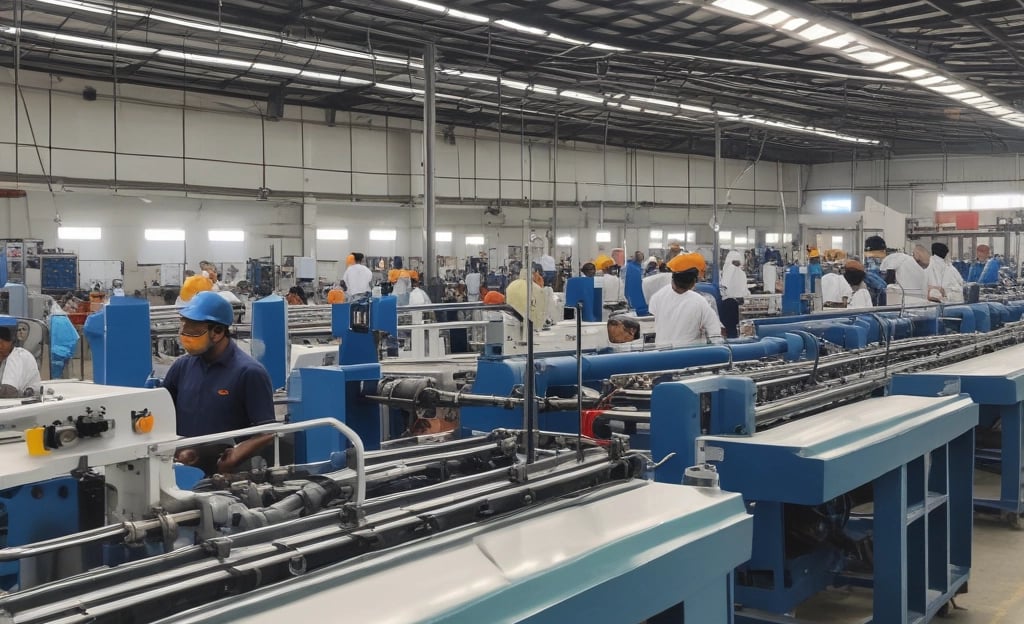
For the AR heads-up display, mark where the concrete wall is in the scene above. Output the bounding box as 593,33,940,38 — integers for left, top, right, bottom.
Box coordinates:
0,69,807,289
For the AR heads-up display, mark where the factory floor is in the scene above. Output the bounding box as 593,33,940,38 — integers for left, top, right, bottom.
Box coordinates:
793,471,1024,623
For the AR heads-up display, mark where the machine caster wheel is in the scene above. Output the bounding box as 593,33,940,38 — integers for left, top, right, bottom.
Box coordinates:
1002,512,1022,529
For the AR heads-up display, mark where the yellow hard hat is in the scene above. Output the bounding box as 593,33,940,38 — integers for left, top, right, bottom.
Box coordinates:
593,255,614,271
667,252,706,277
808,247,820,258
179,275,213,302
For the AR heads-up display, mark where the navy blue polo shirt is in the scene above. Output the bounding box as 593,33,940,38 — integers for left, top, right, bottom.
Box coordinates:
164,340,276,437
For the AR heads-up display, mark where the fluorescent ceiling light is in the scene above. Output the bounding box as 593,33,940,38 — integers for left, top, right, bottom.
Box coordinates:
757,10,790,26
667,232,695,243
556,235,574,245
781,18,808,31
874,61,910,73
35,0,111,15
376,84,423,95
548,33,587,45
820,35,854,49
848,50,891,64
502,79,530,90
145,228,185,242
963,96,991,105
252,62,300,75
948,91,981,100
915,75,946,86
630,95,678,108
448,8,488,22
899,68,930,79
929,83,965,94
561,90,604,103
208,229,245,242
595,231,612,243
435,231,453,242
316,228,349,240
797,25,835,41
680,103,715,114
465,235,485,245
495,19,546,35
589,42,627,51
57,226,101,240
369,229,398,241
396,0,445,12
711,0,767,16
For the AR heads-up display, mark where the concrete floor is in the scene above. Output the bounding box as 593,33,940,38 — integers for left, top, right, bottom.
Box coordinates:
784,471,1024,623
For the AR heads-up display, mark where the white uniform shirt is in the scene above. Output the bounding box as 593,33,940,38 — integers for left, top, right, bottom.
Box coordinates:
408,287,431,306
642,273,672,304
464,272,482,302
0,347,41,395
721,251,750,299
601,273,623,303
538,255,556,272
648,288,724,348
924,256,965,303
880,252,926,299
342,264,373,298
848,287,873,309
821,273,853,305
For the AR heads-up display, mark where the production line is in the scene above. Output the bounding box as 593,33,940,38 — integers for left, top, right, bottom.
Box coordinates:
5,292,1024,623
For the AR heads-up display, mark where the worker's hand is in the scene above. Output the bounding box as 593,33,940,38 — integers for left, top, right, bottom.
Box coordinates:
216,447,238,474
175,448,199,466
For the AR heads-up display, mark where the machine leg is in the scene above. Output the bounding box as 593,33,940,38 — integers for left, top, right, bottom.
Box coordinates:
999,403,1024,521
873,465,910,624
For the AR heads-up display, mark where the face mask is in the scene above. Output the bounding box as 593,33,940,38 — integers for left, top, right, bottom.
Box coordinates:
180,333,212,356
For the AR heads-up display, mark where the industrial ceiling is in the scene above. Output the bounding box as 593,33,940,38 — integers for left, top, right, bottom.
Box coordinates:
2,0,1024,163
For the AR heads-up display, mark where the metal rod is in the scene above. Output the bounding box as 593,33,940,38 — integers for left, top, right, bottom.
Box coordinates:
523,220,537,465
713,118,721,292
576,302,584,463
553,113,558,245
423,44,437,286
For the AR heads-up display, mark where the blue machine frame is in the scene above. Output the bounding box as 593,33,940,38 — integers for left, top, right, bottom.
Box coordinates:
651,376,977,623
892,342,1024,523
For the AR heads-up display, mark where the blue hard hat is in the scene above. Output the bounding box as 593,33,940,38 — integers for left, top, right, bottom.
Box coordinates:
179,291,234,327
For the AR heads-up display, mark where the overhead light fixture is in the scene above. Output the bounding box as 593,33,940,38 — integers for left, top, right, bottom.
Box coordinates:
711,0,767,16
757,10,790,25
495,19,546,35
630,95,678,108
561,90,604,103
948,90,981,100
447,8,488,22
396,0,445,12
847,50,891,64
316,228,349,240
590,42,627,51
874,61,910,73
556,235,574,246
899,68,930,79
548,33,587,45
915,75,947,86
797,24,835,41
595,231,612,243
963,96,991,105
820,35,854,49
781,18,808,31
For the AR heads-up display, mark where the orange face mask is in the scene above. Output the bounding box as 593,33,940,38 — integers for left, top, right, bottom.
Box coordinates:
179,333,212,356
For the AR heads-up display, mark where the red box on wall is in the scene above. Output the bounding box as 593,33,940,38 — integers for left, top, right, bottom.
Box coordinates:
935,211,979,230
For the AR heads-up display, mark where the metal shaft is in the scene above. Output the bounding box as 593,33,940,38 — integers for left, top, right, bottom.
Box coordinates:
423,44,437,285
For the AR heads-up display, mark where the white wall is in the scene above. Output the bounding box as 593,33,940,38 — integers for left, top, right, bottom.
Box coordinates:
805,154,1024,255
0,69,806,289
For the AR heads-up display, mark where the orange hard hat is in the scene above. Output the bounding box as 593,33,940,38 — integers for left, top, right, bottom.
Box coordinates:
667,252,706,277
483,291,506,305
327,289,346,304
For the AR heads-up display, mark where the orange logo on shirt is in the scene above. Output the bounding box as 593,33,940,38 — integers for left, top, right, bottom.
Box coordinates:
217,389,230,396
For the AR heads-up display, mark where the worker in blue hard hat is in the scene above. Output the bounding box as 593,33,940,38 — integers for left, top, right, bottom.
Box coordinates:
0,317,41,398
163,291,275,475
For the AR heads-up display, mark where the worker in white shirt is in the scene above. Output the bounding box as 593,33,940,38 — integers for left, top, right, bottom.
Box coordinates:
537,253,557,287
821,270,853,307
341,252,373,299
0,320,42,398
593,255,623,303
648,268,724,348
408,276,432,306
464,268,482,302
864,236,926,305
720,249,749,337
843,260,874,309
925,242,965,303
